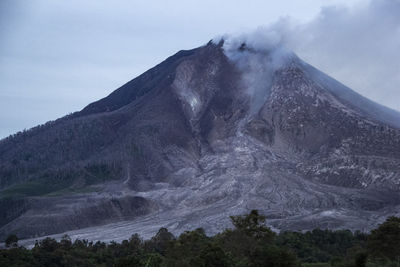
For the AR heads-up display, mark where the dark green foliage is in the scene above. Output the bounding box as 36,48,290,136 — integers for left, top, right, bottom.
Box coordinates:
215,210,296,266
354,250,368,267
163,228,233,266
5,234,18,248
367,216,400,262
1,212,399,267
147,227,175,255
197,243,232,267
230,209,275,241
163,228,210,266
277,229,367,263
250,244,299,267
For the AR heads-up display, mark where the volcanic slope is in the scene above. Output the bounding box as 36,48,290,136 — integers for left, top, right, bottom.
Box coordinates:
1,40,400,240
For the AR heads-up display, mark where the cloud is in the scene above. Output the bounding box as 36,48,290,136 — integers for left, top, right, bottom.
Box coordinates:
217,0,400,112
285,0,400,111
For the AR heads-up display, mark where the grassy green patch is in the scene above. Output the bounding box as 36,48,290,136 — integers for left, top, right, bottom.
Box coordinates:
45,186,100,197
0,163,122,199
0,171,75,199
0,179,71,199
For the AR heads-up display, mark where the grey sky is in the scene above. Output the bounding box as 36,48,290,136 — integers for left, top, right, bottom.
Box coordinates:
1,0,398,139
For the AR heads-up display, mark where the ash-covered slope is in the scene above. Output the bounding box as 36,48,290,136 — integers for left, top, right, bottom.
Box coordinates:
1,40,400,241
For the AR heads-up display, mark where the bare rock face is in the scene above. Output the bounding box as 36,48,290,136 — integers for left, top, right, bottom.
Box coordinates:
1,40,400,241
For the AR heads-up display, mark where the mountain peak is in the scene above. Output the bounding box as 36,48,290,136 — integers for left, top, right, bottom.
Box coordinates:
1,39,400,242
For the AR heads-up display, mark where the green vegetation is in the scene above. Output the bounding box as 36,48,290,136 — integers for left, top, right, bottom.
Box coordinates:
0,176,73,199
83,163,122,185
1,211,399,266
45,186,100,197
5,234,18,248
0,163,122,199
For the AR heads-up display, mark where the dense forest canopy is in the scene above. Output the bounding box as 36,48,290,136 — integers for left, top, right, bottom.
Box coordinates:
1,211,399,267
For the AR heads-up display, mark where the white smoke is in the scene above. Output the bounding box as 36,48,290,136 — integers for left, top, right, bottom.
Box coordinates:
214,0,400,112
216,27,295,114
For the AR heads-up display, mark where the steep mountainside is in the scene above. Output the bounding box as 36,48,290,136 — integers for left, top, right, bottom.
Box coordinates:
1,40,400,241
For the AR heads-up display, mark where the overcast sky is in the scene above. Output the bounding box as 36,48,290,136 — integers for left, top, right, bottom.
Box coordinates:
1,0,399,138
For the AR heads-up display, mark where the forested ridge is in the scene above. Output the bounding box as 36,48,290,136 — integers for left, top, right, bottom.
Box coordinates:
1,211,399,267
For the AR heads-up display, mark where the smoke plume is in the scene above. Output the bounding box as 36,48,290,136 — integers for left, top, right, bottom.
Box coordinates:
216,27,295,114
216,0,400,112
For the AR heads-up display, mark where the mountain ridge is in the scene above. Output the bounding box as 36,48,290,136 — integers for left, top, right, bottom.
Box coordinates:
1,41,399,241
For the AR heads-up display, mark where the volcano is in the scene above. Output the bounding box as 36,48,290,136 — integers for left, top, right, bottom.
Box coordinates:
1,39,400,242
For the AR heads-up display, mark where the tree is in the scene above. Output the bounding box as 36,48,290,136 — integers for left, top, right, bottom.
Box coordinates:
5,234,18,248
230,209,275,241
251,244,299,267
216,210,293,265
149,227,175,255
367,216,400,261
164,228,209,266
197,243,232,267
59,234,72,250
